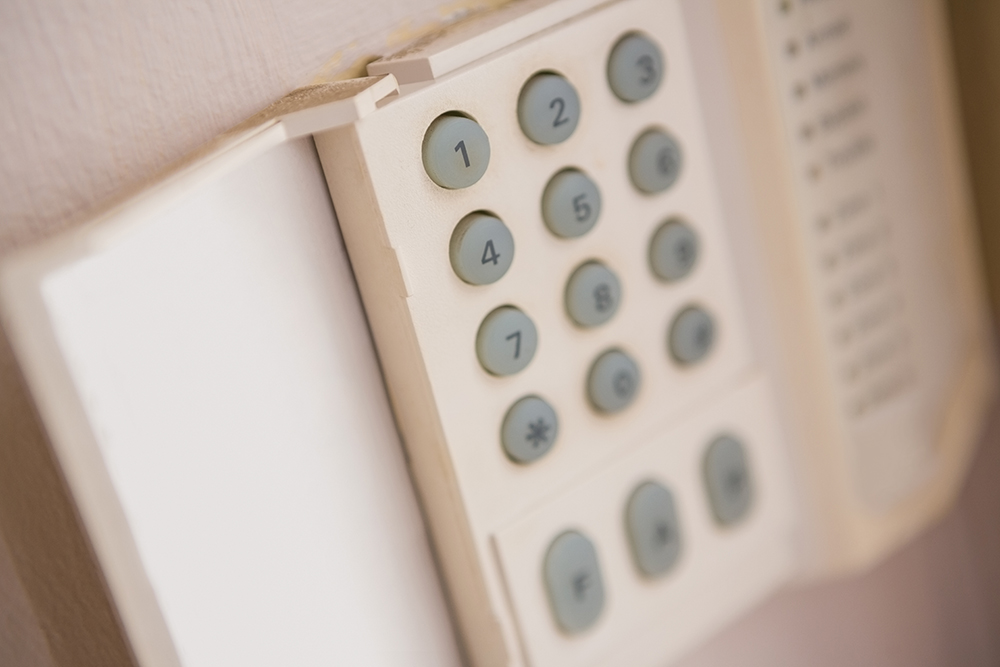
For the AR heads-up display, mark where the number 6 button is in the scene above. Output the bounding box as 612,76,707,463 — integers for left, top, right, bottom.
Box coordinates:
476,306,538,375
517,73,581,145
422,113,491,189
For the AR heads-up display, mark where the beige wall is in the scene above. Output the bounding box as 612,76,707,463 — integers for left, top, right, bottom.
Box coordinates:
0,0,998,664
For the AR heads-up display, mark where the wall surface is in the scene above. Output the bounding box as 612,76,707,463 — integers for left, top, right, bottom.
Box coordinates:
0,0,999,665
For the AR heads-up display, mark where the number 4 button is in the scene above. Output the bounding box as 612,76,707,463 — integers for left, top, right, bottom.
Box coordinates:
450,212,515,285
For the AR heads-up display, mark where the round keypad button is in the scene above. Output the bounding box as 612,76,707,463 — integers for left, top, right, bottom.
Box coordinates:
423,114,491,189
517,73,581,145
608,32,665,103
450,212,514,285
669,306,715,365
629,128,683,194
501,395,558,464
587,349,641,413
542,169,602,238
476,306,538,376
565,262,621,328
650,218,698,282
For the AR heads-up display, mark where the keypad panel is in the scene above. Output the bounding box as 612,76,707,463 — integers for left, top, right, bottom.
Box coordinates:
317,0,797,664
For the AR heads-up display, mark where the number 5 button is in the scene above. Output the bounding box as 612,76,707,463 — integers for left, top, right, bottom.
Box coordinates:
542,169,602,238
476,306,538,376
423,114,491,189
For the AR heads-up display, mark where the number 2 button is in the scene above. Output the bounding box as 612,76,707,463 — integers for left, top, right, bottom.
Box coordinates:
517,73,581,145
422,114,491,189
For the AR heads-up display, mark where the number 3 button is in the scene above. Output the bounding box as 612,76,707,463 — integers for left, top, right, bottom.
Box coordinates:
450,212,514,285
518,73,581,145
477,306,538,376
423,114,491,189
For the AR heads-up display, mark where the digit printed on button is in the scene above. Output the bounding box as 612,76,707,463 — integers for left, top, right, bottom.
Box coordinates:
422,113,491,189
629,128,683,194
542,168,602,238
450,212,514,285
476,306,538,376
517,73,581,145
607,32,665,103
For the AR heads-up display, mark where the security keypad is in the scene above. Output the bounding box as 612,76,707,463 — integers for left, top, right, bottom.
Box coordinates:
316,0,797,664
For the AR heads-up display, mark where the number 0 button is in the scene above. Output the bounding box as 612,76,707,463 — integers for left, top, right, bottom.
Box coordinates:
587,349,641,413
542,169,602,238
423,114,490,189
476,306,538,376
518,73,581,145
629,128,683,194
608,32,664,103
450,212,514,285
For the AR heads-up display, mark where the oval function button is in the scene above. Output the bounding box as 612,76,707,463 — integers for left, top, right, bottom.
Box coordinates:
518,73,581,145
626,481,682,577
501,395,558,464
422,114,491,189
565,262,621,328
608,32,665,103
703,435,754,526
450,212,514,285
650,218,699,282
669,305,715,365
476,306,538,376
542,169,602,238
629,128,683,194
543,531,605,634
587,349,641,413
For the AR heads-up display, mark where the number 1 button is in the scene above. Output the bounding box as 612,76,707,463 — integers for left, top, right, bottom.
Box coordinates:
517,73,581,145
476,306,538,376
422,114,491,189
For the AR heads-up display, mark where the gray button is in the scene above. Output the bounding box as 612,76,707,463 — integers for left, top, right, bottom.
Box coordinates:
669,306,715,365
501,395,558,464
650,219,698,282
626,481,682,577
629,129,683,194
542,169,602,238
704,435,754,526
422,114,491,189
543,531,605,634
565,262,621,328
476,306,538,376
517,73,581,145
450,213,514,285
608,32,665,103
587,349,641,413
